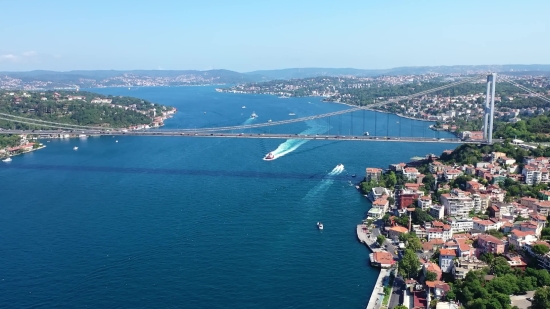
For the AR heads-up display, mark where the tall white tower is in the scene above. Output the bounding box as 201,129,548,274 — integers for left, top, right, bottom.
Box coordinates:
483,73,497,144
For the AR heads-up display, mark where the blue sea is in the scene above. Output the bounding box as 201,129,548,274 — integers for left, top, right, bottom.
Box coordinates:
0,86,455,308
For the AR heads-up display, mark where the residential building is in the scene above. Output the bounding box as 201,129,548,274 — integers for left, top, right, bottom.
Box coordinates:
477,234,506,255
367,187,390,202
508,229,537,249
440,189,474,218
365,167,383,182
449,217,474,233
369,251,395,268
452,256,488,280
439,248,456,273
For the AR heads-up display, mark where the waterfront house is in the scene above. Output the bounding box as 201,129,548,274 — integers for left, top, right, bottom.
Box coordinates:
365,167,383,182
368,187,390,202
369,251,395,268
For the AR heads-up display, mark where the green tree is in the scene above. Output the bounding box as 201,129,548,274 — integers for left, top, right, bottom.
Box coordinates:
532,244,550,255
377,235,386,246
425,271,437,281
386,171,397,188
398,249,421,279
394,306,408,309
406,236,422,252
532,287,550,309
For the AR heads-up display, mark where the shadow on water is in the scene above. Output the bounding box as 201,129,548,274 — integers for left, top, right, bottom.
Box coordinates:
3,164,354,181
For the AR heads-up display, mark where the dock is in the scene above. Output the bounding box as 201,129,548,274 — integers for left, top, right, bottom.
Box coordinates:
357,224,392,309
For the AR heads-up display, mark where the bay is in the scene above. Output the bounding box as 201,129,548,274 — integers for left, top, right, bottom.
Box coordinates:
0,86,455,308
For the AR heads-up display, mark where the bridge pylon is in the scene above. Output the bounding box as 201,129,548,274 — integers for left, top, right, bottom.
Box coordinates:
483,73,497,144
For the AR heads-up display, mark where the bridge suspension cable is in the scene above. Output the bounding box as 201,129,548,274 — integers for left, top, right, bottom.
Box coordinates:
499,76,550,104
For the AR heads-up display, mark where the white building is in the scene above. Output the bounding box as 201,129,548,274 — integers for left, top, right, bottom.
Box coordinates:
439,248,457,273
440,189,474,218
449,217,474,233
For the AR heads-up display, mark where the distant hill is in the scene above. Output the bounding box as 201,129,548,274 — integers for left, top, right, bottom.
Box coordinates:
0,69,264,89
247,64,550,79
2,65,550,89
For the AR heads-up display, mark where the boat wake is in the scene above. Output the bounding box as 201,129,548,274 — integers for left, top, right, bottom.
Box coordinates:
303,164,345,200
263,120,329,161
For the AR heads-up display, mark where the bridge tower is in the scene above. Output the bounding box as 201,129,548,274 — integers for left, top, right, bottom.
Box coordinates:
483,73,497,144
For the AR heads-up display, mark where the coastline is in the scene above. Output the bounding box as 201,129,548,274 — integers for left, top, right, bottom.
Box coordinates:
1,144,46,160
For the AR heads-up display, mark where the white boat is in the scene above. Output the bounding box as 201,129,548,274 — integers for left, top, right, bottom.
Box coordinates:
264,152,275,160
2,157,12,162
289,113,296,116
337,164,344,169
250,112,258,119
318,222,324,230
242,106,246,109
364,132,370,136
268,119,272,122
73,146,78,151
116,140,119,143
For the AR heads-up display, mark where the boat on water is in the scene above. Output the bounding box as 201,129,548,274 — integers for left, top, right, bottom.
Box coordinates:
2,157,12,162
242,106,246,109
73,146,78,151
116,140,119,143
288,113,296,116
264,152,275,160
268,119,272,122
337,163,344,169
250,112,258,119
351,174,357,177
317,222,324,230
364,131,370,136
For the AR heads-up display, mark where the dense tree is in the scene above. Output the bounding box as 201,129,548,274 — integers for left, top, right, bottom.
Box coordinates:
376,235,386,246
398,249,421,279
425,271,437,281
532,287,550,309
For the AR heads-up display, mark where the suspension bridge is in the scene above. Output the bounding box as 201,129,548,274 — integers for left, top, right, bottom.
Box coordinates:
0,73,547,144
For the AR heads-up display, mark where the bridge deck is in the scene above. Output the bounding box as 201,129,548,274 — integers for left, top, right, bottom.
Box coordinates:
0,130,492,144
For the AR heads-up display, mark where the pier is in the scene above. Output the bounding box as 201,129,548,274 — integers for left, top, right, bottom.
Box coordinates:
357,224,394,309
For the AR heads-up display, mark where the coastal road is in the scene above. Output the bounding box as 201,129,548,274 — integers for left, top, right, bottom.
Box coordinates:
388,276,405,309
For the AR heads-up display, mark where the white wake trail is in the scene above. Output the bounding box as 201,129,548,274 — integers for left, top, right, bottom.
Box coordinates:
264,120,330,161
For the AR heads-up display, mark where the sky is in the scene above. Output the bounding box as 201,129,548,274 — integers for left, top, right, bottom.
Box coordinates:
0,0,548,72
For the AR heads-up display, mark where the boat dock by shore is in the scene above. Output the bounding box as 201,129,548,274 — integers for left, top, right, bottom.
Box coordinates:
357,224,393,309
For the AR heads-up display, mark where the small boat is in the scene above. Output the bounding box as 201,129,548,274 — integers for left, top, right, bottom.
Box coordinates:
2,157,12,162
337,164,344,169
250,112,258,119
351,174,356,177
317,222,324,230
264,152,275,160
204,112,206,114
364,132,370,136
288,113,296,116
116,140,119,143
73,146,78,151
268,119,272,122
242,106,246,109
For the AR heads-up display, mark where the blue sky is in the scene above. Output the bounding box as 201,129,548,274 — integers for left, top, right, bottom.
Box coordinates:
0,0,548,71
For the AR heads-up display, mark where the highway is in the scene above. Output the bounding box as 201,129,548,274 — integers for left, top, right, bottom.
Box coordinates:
0,129,495,144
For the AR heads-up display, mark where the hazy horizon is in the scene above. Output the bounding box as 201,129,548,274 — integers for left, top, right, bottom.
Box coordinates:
1,0,549,72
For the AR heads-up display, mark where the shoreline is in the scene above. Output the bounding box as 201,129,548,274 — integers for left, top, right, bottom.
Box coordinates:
1,144,46,160
220,89,437,124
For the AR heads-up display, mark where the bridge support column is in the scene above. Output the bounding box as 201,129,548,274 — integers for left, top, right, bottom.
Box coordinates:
483,73,497,144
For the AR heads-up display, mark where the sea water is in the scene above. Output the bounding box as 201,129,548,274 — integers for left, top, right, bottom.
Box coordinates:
0,86,455,308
